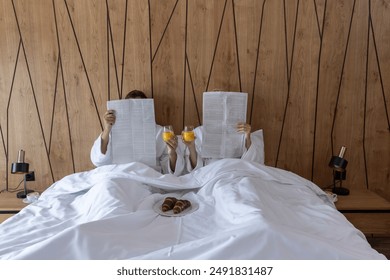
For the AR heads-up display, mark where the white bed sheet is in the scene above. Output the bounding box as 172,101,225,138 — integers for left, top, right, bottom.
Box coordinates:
0,159,385,260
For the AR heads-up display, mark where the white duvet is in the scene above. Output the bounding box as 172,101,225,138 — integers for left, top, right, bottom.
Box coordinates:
0,159,385,259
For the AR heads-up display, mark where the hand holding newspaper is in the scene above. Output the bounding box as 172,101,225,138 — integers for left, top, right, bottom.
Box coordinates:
202,91,247,158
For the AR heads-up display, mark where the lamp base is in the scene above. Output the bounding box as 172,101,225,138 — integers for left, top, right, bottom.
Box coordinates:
16,189,35,199
332,186,350,196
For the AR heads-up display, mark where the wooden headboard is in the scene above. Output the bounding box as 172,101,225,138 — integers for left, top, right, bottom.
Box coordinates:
1,0,389,200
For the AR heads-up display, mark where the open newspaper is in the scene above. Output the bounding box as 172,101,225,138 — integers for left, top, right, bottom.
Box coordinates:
107,99,156,167
202,91,247,158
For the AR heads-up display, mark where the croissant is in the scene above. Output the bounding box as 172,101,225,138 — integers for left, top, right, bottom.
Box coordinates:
173,200,191,214
161,197,177,212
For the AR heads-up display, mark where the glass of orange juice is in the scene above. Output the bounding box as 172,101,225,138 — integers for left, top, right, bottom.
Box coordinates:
162,125,174,142
182,125,195,142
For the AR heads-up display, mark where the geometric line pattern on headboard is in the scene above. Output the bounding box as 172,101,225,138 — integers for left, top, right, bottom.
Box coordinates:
0,0,389,201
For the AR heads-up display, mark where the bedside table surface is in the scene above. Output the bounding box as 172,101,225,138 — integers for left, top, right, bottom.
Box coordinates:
0,191,27,211
335,189,390,211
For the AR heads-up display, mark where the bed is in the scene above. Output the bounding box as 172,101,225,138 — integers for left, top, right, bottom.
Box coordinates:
0,158,385,260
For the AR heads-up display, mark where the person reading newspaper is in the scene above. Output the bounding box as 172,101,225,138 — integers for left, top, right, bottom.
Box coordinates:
90,90,184,175
182,91,264,172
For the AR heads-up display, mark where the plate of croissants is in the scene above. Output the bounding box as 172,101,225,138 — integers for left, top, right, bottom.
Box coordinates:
153,196,199,217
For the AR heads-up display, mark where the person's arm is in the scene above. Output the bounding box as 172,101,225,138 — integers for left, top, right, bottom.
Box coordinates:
158,125,185,175
241,129,265,164
90,133,113,166
186,141,197,169
90,110,116,167
165,136,178,172
101,110,116,154
182,126,203,172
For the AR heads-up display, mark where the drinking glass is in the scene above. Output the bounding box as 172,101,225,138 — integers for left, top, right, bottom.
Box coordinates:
182,125,195,142
162,125,174,142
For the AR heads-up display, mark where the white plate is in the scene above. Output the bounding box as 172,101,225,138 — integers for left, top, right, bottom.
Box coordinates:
153,198,199,217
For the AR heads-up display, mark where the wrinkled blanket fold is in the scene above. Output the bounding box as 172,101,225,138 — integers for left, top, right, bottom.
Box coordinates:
0,159,385,260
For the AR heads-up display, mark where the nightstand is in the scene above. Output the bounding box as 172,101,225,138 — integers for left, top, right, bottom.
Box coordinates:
0,191,26,223
335,189,390,236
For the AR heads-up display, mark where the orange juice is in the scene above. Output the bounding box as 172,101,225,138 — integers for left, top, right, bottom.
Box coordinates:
162,131,174,142
182,131,195,142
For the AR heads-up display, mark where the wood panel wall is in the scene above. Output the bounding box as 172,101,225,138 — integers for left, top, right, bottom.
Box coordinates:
0,0,389,200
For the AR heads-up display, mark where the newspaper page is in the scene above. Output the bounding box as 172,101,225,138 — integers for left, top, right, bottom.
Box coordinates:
107,99,156,166
202,91,247,158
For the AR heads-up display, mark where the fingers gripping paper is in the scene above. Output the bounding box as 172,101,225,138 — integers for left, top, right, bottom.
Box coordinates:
202,91,247,158
107,99,156,166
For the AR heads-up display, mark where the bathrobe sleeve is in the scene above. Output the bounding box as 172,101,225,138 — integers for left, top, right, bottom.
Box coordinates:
156,125,185,176
185,127,265,173
241,129,265,165
90,133,113,167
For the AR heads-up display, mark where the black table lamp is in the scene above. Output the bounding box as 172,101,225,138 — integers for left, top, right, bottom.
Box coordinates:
328,146,349,196
11,149,34,199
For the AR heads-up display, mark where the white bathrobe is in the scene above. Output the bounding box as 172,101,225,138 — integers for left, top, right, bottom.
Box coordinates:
185,126,265,172
91,125,185,176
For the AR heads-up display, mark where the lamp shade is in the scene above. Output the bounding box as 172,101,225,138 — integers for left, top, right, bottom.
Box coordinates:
11,149,29,174
328,156,348,171
11,162,29,174
328,146,348,171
